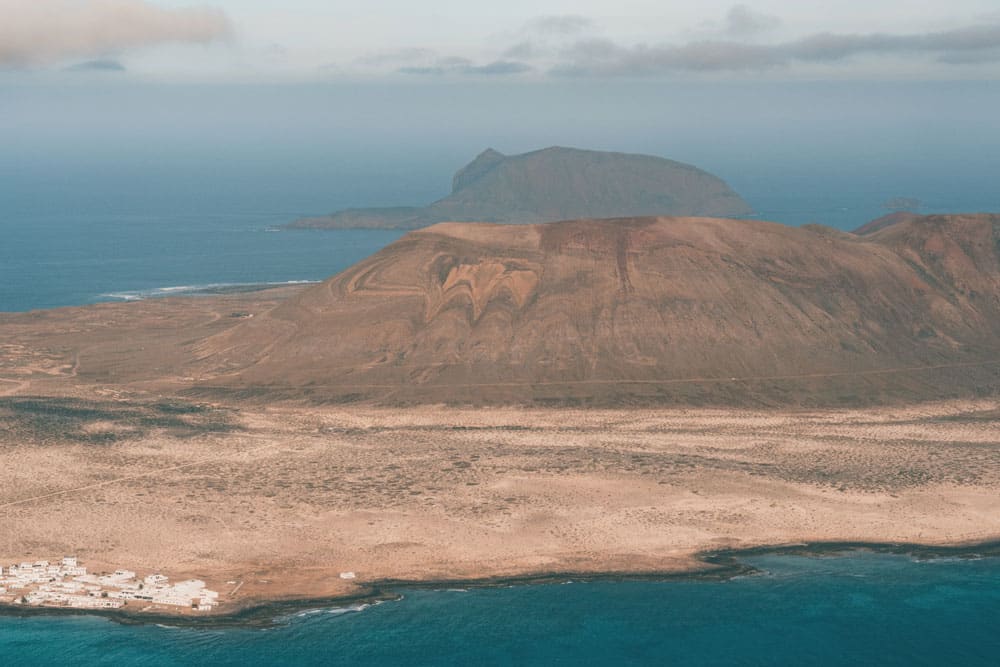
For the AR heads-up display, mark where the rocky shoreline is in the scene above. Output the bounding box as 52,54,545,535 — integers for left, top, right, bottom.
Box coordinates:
4,539,998,629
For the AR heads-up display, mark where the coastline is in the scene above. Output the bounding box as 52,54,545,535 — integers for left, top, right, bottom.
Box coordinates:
4,538,998,629
2,398,998,630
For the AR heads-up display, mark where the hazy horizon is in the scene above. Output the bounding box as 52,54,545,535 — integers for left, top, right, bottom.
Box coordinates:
3,79,999,225
4,2,1000,226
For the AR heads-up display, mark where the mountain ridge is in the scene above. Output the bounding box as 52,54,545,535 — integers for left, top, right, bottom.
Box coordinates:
853,210,921,235
200,213,1000,405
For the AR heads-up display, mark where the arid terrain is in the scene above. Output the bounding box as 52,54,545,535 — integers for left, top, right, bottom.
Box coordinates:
2,212,999,616
1,390,999,614
208,214,1000,405
1,290,999,616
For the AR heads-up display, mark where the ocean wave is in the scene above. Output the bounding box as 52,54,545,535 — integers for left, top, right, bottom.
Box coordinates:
100,281,319,301
326,603,373,615
911,555,984,563
277,602,377,626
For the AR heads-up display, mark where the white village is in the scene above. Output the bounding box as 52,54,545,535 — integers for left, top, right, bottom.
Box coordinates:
0,558,219,613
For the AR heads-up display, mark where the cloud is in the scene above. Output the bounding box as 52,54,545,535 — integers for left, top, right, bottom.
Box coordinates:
0,0,232,68
355,47,436,67
396,56,469,76
554,38,779,75
502,41,537,59
436,56,474,67
64,58,126,71
398,58,531,77
396,66,442,75
464,60,532,75
553,22,1000,75
723,5,781,37
937,48,1000,65
496,14,596,65
785,24,1000,61
527,15,593,35
261,43,288,59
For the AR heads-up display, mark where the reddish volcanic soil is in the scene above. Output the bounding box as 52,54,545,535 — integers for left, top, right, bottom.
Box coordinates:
191,214,1000,406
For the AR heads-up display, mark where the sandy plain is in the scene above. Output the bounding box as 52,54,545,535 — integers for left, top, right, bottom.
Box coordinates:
1,290,999,617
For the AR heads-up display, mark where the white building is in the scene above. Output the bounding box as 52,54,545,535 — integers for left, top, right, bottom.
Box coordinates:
98,570,136,586
2,557,221,613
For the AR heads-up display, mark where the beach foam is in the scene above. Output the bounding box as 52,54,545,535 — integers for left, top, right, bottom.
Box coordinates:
100,281,319,302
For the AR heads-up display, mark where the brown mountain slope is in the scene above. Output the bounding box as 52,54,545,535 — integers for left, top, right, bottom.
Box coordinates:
196,214,1000,405
288,147,751,229
853,210,921,235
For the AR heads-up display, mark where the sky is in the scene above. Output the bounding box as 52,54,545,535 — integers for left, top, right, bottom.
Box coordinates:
2,1,1000,81
2,2,999,227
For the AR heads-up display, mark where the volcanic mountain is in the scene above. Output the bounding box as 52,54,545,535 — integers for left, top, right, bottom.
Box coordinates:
853,210,921,235
289,146,751,229
196,213,1000,406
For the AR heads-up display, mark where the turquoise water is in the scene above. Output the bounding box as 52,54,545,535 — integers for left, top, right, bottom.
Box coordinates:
1,552,998,666
0,213,404,312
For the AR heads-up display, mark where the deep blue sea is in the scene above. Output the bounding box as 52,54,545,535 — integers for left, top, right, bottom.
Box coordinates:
1,552,998,666
0,212,404,312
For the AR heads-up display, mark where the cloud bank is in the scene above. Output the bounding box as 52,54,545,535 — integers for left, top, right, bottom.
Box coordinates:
64,58,126,71
527,15,593,36
0,0,232,68
723,4,781,37
355,47,436,67
553,22,1000,75
398,57,531,77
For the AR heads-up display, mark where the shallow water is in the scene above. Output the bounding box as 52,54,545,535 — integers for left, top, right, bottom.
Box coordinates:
1,552,998,666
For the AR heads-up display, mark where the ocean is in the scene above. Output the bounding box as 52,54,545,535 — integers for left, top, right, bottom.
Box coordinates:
2,191,997,314
1,551,998,666
4,79,1000,315
0,212,404,312
3,116,999,663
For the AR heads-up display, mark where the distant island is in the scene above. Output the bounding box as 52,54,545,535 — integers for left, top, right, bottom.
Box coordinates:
288,146,752,230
